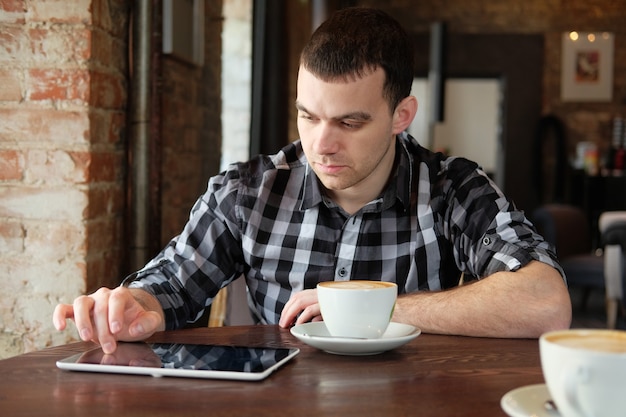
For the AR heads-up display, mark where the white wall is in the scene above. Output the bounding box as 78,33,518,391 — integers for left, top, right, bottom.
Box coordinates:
221,0,252,170
408,78,502,185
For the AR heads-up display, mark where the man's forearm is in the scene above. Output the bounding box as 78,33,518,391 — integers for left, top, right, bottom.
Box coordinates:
392,261,572,338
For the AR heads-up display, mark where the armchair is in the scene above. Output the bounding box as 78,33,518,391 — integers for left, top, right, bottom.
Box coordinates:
531,204,604,311
532,204,626,329
599,211,626,329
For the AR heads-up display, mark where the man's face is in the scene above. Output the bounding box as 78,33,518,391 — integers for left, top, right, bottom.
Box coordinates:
296,66,398,202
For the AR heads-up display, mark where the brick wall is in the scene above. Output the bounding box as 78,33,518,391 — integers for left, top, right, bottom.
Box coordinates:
0,0,129,358
0,0,223,359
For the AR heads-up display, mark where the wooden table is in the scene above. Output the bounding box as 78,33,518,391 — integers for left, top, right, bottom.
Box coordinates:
0,325,544,416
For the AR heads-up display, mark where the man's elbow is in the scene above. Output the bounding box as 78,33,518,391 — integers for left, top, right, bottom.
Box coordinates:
540,285,572,334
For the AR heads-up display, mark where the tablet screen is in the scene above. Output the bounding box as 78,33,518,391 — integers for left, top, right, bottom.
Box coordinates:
57,342,299,381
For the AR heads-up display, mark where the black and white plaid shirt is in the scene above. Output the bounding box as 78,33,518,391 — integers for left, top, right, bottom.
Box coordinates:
128,132,563,328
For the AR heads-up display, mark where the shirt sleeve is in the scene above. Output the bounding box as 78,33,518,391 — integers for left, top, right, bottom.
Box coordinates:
126,168,245,330
440,156,565,280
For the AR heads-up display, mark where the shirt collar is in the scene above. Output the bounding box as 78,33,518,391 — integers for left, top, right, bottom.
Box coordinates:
392,132,414,212
300,162,325,210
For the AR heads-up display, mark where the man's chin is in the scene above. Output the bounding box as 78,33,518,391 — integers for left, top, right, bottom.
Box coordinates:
317,178,350,193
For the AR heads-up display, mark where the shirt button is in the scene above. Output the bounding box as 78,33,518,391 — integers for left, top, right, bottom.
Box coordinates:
338,268,347,277
482,237,491,245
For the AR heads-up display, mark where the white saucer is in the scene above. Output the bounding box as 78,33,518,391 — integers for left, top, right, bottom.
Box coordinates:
290,321,421,355
501,384,560,417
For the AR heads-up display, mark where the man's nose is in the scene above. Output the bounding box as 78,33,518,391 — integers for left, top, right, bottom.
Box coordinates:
313,123,339,155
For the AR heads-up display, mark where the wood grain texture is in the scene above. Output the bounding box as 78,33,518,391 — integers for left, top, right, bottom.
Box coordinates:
0,325,543,416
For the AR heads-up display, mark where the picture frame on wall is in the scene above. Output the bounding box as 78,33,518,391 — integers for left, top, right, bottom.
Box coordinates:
561,31,614,102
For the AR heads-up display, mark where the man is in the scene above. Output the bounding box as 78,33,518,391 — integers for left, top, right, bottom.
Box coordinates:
53,7,571,354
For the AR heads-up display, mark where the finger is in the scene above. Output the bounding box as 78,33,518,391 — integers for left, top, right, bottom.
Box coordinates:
91,289,118,354
279,289,319,327
128,310,161,338
279,299,298,328
52,304,73,331
107,287,133,335
296,304,322,325
72,295,96,342
279,294,307,328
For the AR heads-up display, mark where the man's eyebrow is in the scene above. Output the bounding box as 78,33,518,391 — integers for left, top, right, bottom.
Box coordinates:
295,101,309,113
295,101,371,121
336,111,372,121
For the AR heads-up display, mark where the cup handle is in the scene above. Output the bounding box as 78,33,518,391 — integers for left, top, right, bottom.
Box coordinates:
562,363,591,416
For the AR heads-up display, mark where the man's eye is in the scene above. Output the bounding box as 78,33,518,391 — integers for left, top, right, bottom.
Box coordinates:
341,121,360,129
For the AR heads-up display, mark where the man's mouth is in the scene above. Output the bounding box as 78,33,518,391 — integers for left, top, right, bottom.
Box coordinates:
315,161,346,175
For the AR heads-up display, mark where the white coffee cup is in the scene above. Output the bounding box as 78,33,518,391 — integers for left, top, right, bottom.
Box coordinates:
539,329,626,417
317,280,397,339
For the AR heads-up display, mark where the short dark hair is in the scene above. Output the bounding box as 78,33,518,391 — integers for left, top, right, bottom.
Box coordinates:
300,7,414,112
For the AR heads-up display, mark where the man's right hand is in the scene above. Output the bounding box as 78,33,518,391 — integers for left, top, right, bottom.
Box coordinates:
53,287,165,354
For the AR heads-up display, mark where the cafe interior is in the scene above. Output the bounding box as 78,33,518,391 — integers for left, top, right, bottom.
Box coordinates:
3,1,626,415
1,0,626,361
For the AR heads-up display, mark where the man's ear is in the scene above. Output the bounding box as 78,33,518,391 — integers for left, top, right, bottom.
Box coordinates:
392,96,418,134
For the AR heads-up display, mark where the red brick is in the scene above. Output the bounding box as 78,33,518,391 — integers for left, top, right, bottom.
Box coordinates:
24,150,124,184
86,151,123,182
89,110,125,145
90,29,114,69
0,185,87,220
0,0,25,23
0,108,89,144
66,150,91,183
27,68,90,102
0,149,23,180
24,221,86,261
28,27,91,64
86,184,124,218
0,26,22,62
0,220,25,253
25,149,86,184
89,70,127,108
86,218,117,251
28,0,91,24
91,0,129,37
0,69,22,101
0,0,25,12
85,246,124,292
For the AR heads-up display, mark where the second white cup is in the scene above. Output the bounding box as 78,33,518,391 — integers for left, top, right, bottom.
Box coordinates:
540,329,626,417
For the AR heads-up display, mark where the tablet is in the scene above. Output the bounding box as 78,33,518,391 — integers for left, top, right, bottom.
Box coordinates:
56,341,299,381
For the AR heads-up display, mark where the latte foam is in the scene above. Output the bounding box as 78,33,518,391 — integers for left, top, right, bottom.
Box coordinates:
318,280,394,290
547,331,626,354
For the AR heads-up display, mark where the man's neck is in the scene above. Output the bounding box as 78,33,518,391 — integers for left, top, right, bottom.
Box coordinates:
326,141,397,215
